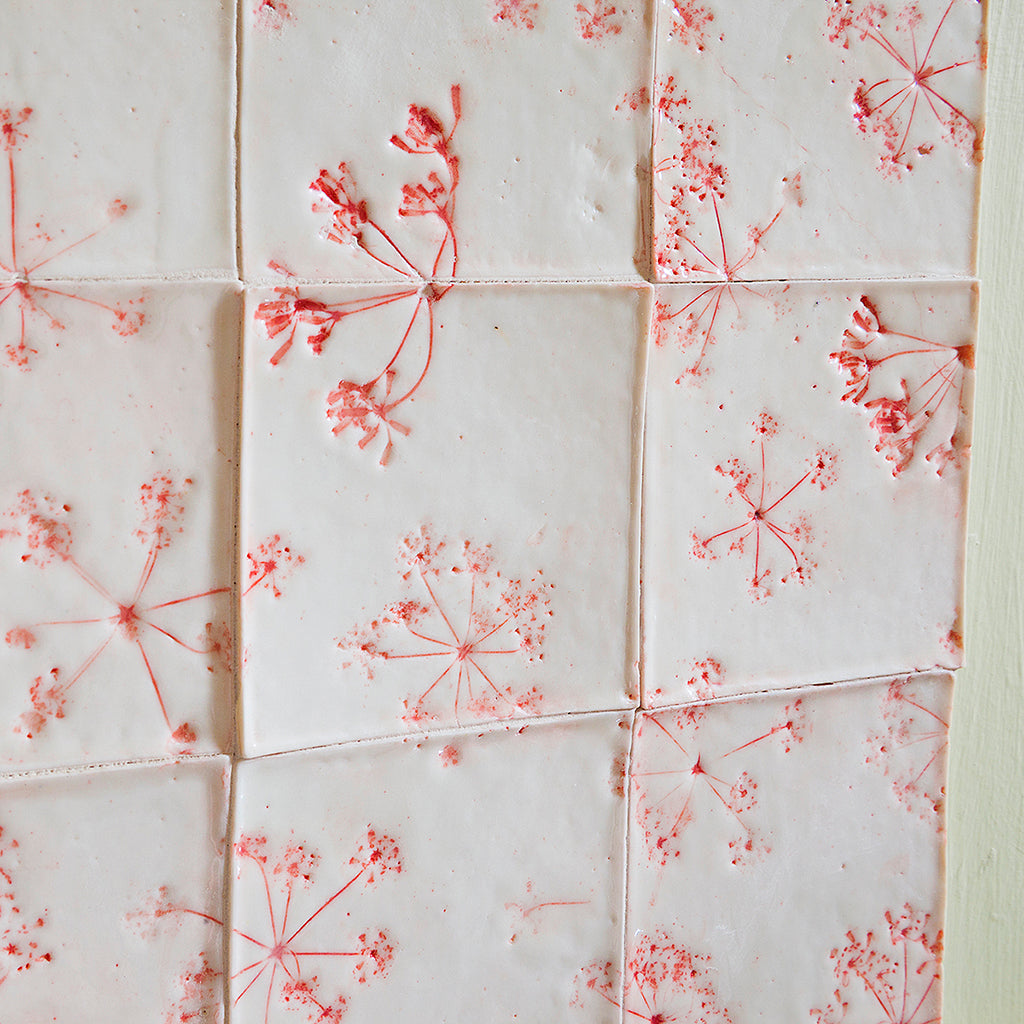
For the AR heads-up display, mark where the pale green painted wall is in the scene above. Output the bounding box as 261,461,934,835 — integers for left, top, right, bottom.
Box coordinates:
945,0,1024,1019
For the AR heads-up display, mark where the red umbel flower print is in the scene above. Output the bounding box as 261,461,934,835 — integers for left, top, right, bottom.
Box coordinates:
129,829,400,1024
632,699,806,867
652,80,800,366
647,655,724,706
492,0,539,29
811,904,942,1024
574,931,734,1023
826,0,983,177
0,107,144,369
692,414,837,600
867,678,949,826
338,526,552,727
256,86,462,465
505,880,589,940
575,1,624,40
0,476,230,748
831,295,972,476
245,533,305,599
0,825,51,987
252,0,292,33
666,0,714,49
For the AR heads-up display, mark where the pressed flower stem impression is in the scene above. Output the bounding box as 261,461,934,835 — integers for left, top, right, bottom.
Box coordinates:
255,85,461,465
0,106,143,369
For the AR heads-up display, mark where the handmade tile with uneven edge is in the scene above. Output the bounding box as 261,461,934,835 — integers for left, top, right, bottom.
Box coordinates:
230,711,629,1023
0,283,239,770
240,0,651,283
614,674,950,1024
241,283,643,755
651,0,984,280
0,755,229,1023
644,280,971,706
0,0,235,279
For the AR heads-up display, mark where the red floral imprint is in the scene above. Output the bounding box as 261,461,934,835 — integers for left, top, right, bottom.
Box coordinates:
256,85,461,465
245,533,305,599
492,0,539,29
0,107,144,369
692,414,837,600
0,476,230,748
667,0,715,49
831,295,972,475
827,0,983,176
253,0,292,32
648,655,724,706
0,825,51,987
574,931,734,1023
575,1,624,41
632,698,806,867
652,79,800,358
811,904,942,1024
505,880,589,940
338,526,552,727
129,828,400,1024
868,678,949,826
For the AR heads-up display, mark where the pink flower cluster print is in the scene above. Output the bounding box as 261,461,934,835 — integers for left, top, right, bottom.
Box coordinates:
691,414,837,601
338,526,552,727
868,678,949,826
0,106,143,369
653,75,801,283
127,828,401,1024
826,0,983,177
0,825,51,987
812,904,942,1024
574,931,734,1023
666,0,715,49
831,295,972,475
632,700,806,868
0,475,229,749
256,85,461,465
491,0,539,30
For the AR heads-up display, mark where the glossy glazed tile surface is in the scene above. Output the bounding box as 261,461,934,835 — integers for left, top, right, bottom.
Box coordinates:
0,284,239,769
241,284,644,754
240,0,652,282
652,0,984,280
0,757,229,1022
0,0,236,278
232,713,629,1022
644,281,972,706
624,674,950,1023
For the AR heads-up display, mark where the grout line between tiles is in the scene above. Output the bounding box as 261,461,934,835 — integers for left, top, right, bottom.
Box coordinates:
619,710,641,1024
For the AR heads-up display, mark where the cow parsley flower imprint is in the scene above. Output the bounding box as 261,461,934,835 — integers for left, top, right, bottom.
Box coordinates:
0,825,51,988
632,699,806,867
692,413,837,600
0,106,144,369
830,295,972,475
338,526,552,726
255,85,461,465
127,828,401,1024
0,475,230,749
826,0,983,177
811,904,942,1024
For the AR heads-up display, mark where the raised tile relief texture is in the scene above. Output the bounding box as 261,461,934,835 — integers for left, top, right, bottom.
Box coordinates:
0,0,977,1020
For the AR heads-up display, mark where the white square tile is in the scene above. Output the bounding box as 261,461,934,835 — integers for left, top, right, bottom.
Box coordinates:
231,713,629,1023
652,0,984,279
241,284,643,754
0,283,239,769
0,756,229,1023
0,1,236,278
240,0,652,282
643,281,971,706
615,674,950,1023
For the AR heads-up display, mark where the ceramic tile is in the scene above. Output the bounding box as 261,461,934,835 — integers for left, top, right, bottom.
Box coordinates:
617,673,950,1024
240,0,652,283
0,0,236,278
241,283,643,755
643,280,971,706
231,712,629,1023
0,283,239,770
0,756,229,1023
652,0,984,280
